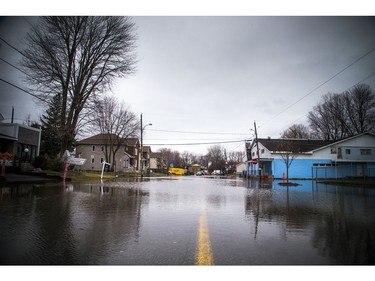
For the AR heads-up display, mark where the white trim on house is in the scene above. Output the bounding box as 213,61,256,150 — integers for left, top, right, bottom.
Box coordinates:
246,133,375,179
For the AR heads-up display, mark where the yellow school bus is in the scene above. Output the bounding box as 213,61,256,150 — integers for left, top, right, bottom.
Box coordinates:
168,167,185,175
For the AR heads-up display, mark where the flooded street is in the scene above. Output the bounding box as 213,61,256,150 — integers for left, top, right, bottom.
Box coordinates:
0,177,374,265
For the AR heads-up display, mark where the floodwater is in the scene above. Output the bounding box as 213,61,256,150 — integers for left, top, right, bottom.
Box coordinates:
0,177,374,265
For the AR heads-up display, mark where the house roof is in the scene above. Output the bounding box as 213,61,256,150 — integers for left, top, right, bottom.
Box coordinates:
0,133,17,141
77,133,114,144
257,138,335,153
142,146,151,153
77,133,140,146
126,137,139,146
256,132,375,154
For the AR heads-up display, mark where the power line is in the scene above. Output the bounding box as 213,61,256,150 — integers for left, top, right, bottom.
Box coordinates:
265,71,375,137
0,36,24,56
260,46,375,128
147,139,242,141
0,78,47,103
0,57,28,76
144,140,247,146
146,128,250,135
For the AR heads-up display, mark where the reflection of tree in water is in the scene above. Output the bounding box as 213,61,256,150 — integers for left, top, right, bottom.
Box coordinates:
0,184,78,264
69,184,149,264
245,188,316,240
1,183,149,264
244,186,375,264
311,213,374,264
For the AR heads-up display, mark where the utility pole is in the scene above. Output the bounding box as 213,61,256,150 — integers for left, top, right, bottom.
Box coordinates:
254,121,261,177
140,114,143,177
140,113,152,177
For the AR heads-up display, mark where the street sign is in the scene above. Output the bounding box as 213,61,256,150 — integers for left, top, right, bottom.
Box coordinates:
68,157,87,166
252,159,258,165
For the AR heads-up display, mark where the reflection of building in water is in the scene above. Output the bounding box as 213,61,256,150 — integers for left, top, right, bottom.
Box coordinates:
244,182,375,264
0,182,149,264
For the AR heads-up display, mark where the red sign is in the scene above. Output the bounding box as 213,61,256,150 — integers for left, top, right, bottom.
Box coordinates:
252,159,258,165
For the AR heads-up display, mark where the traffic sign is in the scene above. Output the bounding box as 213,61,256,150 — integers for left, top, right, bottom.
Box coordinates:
252,159,258,165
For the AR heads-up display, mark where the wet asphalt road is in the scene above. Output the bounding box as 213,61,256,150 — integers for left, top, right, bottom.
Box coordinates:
1,176,374,265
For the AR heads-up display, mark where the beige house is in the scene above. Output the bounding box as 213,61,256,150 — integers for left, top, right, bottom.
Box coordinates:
75,134,141,172
141,146,152,171
149,152,164,170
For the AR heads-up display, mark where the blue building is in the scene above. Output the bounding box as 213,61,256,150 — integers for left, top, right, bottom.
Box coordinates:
246,133,375,179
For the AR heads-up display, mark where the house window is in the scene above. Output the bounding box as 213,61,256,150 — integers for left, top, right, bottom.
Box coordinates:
330,147,337,154
345,149,351,155
313,163,336,167
101,146,104,152
261,149,265,154
360,149,372,155
101,158,104,163
91,156,95,163
92,145,95,152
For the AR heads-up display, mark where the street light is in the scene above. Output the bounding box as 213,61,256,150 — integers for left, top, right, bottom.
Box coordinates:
140,113,152,177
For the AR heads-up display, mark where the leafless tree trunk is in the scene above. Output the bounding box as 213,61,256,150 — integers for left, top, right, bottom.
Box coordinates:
308,84,375,140
21,16,137,155
276,140,300,183
90,95,139,170
343,84,375,134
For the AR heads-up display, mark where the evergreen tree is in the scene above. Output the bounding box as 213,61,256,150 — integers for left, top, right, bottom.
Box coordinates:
40,94,62,157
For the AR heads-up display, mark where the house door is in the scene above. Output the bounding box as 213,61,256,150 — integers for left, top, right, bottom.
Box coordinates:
261,161,273,176
357,164,366,177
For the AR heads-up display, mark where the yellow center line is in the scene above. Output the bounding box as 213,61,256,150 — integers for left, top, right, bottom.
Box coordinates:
195,211,214,265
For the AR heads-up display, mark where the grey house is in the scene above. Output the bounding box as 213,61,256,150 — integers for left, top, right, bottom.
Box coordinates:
0,123,42,170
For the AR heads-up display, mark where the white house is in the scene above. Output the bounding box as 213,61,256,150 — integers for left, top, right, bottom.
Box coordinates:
236,162,246,176
246,133,375,179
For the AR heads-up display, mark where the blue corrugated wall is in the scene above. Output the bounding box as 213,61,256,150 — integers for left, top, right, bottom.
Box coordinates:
246,159,375,179
272,159,332,178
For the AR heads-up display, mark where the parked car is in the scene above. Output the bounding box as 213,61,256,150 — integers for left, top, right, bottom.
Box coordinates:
196,171,204,176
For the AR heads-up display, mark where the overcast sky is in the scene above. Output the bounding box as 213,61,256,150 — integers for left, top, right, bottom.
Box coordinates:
1,15,375,155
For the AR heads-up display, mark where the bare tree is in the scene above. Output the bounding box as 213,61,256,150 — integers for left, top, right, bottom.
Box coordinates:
90,95,139,170
281,124,312,139
308,84,375,140
308,92,347,140
179,151,204,169
21,16,137,155
206,145,226,173
276,140,301,183
227,151,245,173
159,148,182,169
342,84,375,134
